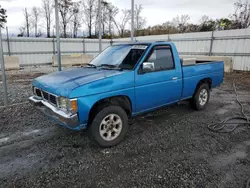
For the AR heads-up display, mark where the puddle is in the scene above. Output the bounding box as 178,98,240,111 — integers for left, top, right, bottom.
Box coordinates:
211,151,247,168
23,129,40,136
218,172,235,187
244,141,250,146
0,137,9,144
209,139,250,169
0,152,42,178
0,127,57,147
217,108,228,115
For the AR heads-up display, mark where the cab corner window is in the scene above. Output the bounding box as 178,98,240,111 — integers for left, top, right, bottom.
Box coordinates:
144,47,175,73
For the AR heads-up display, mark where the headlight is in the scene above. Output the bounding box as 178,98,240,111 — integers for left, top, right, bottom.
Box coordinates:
59,97,78,113
59,97,68,109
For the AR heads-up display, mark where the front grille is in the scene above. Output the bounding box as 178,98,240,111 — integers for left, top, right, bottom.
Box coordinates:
50,95,57,106
42,91,49,100
34,88,42,97
33,87,58,106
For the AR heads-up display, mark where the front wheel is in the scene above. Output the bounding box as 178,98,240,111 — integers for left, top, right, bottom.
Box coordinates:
88,105,129,147
191,83,210,110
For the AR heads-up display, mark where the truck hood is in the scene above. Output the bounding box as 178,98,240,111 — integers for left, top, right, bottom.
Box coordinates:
32,67,125,97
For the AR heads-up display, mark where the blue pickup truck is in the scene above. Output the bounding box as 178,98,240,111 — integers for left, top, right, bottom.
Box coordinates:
29,42,224,147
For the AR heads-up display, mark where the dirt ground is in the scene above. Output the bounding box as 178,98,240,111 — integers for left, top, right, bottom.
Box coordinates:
0,69,250,188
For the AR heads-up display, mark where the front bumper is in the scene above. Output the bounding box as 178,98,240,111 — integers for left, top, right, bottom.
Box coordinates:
29,95,80,128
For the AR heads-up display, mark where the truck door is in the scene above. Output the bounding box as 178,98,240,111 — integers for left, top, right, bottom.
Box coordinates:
135,45,182,113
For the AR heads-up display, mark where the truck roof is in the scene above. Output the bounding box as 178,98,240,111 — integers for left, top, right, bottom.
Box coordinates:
113,41,174,46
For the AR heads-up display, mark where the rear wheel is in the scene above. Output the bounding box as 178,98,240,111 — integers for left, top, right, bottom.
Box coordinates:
88,105,128,147
191,83,210,110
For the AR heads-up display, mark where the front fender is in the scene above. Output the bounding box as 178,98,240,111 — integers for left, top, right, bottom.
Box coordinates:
77,88,135,126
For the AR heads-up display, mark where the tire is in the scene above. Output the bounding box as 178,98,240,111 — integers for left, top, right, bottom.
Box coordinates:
191,83,210,110
88,105,129,147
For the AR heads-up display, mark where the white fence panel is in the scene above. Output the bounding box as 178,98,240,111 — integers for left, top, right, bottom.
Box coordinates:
1,28,250,70
60,39,83,54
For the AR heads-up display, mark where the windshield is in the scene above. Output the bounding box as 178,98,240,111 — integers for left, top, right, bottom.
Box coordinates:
89,44,148,70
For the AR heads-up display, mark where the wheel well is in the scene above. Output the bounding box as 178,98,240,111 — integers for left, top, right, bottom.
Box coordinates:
194,78,212,95
88,96,132,124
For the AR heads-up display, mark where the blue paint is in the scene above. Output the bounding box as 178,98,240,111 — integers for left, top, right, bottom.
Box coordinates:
31,42,224,130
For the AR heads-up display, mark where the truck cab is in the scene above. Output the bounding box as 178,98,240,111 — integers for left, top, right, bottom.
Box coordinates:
29,42,224,147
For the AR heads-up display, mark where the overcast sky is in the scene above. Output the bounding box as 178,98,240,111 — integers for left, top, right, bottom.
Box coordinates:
1,0,236,35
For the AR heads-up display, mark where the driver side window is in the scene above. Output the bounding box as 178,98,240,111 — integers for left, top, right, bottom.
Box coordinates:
148,50,156,62
145,46,175,72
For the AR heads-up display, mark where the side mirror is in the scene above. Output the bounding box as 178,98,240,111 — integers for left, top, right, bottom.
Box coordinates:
142,62,155,73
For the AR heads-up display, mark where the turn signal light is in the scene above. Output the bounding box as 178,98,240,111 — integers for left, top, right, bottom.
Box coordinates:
71,100,78,112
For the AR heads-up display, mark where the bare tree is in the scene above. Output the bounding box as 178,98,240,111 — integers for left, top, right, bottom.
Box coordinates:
231,0,250,28
23,8,31,37
198,15,212,31
58,0,75,38
94,2,99,36
171,14,190,32
101,0,109,36
83,0,96,38
161,21,179,34
31,7,40,37
114,9,131,37
94,0,109,36
199,15,209,25
72,2,81,38
134,4,146,36
107,3,118,38
41,0,53,38
197,15,216,31
17,26,25,37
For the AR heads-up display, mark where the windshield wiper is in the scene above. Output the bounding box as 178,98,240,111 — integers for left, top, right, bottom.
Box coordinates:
82,63,97,68
99,64,123,71
100,64,117,68
87,63,97,68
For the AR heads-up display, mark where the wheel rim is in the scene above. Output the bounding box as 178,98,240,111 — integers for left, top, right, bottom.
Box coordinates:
199,89,208,106
99,114,123,141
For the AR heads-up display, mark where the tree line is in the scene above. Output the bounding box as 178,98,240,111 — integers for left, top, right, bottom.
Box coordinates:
18,0,146,38
0,0,249,38
133,0,250,37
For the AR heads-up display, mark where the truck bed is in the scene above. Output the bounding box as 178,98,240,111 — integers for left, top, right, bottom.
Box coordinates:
181,61,224,99
181,58,221,66
180,55,233,73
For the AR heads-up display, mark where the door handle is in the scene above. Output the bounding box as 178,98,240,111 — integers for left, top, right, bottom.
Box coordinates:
172,77,178,80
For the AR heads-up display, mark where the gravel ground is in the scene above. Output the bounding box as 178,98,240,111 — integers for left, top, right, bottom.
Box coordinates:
0,70,250,188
